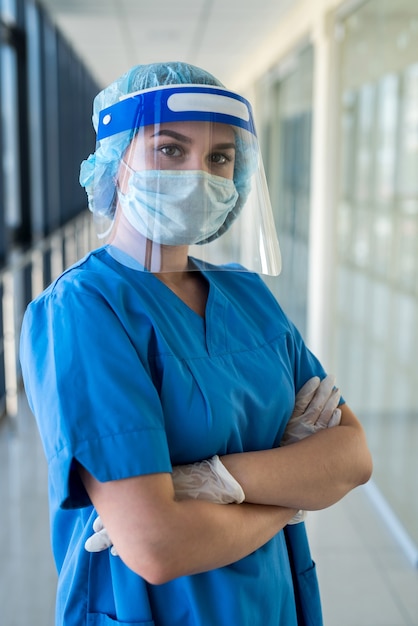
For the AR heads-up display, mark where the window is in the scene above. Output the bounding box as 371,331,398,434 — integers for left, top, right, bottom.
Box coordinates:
258,45,314,337
335,0,418,546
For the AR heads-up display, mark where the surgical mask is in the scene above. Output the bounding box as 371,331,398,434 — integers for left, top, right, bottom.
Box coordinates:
116,167,239,245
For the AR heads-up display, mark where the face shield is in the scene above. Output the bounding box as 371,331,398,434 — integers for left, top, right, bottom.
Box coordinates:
89,84,281,275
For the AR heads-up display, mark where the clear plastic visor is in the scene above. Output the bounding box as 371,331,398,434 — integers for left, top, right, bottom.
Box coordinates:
95,118,281,275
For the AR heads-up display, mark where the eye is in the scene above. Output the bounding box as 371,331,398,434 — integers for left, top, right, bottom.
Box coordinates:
159,144,183,157
210,153,227,165
209,152,234,166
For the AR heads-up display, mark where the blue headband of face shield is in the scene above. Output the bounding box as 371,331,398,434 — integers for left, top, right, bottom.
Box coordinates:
96,85,257,141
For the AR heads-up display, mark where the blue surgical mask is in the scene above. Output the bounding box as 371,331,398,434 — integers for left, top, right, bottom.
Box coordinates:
116,168,239,245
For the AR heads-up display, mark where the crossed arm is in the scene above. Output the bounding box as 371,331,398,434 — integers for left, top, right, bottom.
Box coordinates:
78,401,372,585
221,404,370,510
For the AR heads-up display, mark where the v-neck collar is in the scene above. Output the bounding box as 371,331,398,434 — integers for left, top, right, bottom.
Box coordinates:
105,246,229,355
149,264,229,356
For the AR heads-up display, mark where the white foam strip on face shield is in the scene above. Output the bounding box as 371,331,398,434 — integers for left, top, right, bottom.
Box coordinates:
119,85,251,121
166,92,251,122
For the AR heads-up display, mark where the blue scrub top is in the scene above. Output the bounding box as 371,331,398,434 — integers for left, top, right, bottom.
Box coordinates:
20,246,326,626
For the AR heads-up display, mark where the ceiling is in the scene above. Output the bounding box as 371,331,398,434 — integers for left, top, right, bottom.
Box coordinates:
38,0,296,90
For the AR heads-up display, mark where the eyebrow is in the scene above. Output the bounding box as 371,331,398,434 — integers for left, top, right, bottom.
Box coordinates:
150,129,236,150
151,129,192,143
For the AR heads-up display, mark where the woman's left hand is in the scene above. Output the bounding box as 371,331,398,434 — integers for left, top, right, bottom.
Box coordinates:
281,375,341,446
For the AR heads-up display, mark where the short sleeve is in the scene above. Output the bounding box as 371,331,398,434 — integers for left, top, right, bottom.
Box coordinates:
285,316,345,404
285,318,327,391
20,279,172,509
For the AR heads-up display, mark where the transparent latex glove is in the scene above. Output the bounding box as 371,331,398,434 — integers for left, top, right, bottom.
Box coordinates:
281,374,342,447
288,510,307,525
85,515,118,555
85,455,245,554
282,375,341,525
172,454,245,504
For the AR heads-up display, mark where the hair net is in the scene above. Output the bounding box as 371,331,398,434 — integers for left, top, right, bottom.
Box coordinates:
79,61,253,238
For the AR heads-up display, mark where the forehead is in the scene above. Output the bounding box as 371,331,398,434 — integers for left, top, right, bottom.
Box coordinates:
139,120,236,143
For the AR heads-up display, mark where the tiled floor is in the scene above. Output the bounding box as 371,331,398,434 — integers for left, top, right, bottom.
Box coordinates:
361,412,418,550
307,489,418,626
0,399,56,626
1,394,417,626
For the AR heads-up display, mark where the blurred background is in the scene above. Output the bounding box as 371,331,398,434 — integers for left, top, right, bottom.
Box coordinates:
0,0,417,624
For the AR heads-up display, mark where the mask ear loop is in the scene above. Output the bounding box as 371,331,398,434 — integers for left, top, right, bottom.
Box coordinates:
95,215,115,240
116,154,136,195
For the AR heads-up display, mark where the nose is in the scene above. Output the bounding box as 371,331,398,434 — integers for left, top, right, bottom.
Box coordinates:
187,150,210,173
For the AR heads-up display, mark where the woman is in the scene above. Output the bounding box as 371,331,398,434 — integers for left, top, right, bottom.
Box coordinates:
20,62,372,626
